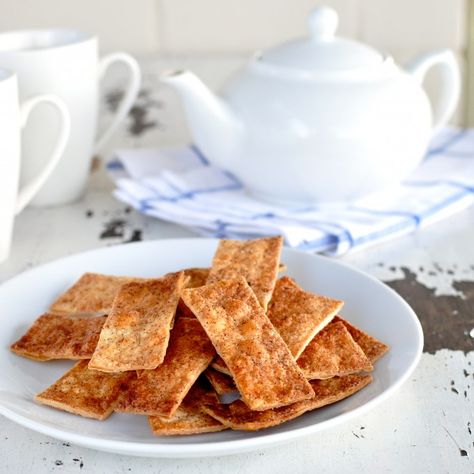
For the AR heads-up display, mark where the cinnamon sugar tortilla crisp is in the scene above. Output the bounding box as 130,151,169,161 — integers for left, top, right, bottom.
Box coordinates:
176,268,210,318
211,321,374,384
205,368,237,395
335,316,389,363
174,265,285,290
297,321,373,379
115,317,215,417
212,321,374,384
211,356,232,375
267,276,343,358
181,278,314,411
211,277,343,374
148,379,226,435
89,273,185,372
35,360,133,420
10,313,106,361
50,273,146,314
207,236,283,310
203,374,372,431
182,268,210,288
175,264,286,319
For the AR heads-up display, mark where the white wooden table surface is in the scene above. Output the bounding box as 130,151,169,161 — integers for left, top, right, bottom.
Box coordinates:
1,56,473,474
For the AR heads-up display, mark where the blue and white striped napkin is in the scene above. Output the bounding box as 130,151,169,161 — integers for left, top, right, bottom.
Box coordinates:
108,127,474,256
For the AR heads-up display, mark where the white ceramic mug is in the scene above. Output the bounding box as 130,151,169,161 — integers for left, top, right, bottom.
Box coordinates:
0,29,141,206
0,69,70,261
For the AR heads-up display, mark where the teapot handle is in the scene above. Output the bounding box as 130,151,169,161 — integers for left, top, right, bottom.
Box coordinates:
407,49,460,135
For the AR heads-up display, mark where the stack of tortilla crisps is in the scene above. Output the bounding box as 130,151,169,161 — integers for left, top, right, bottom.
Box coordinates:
10,237,388,435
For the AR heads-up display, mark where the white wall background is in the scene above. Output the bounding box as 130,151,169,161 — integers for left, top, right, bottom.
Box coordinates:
0,0,468,123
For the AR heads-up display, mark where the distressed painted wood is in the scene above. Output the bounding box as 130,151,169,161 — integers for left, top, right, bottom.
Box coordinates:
1,57,473,473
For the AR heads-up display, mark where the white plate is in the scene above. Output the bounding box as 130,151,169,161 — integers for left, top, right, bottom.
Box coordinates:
0,238,423,458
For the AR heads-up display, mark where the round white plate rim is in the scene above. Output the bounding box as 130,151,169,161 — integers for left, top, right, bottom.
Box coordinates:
0,238,423,458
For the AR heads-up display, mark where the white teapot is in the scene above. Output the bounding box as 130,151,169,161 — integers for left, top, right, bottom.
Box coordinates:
162,6,460,205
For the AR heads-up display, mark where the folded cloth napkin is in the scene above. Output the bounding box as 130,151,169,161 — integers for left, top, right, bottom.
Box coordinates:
108,127,474,256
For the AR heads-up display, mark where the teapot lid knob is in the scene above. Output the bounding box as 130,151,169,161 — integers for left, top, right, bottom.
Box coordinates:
308,6,338,41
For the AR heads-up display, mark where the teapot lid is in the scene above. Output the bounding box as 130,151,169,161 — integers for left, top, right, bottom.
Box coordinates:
258,6,384,74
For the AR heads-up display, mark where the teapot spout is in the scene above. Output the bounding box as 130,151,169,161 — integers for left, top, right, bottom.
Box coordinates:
161,70,242,168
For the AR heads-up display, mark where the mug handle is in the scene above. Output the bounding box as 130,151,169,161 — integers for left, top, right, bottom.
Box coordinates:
94,52,141,153
15,95,71,214
407,49,460,135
